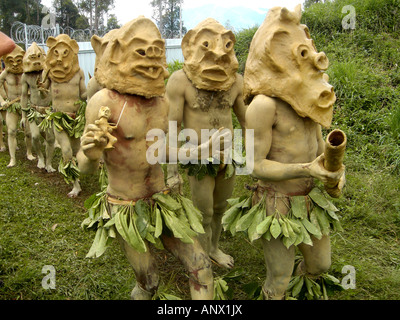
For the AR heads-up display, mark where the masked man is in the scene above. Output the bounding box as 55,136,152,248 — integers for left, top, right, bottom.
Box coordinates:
243,5,345,299
166,18,247,269
77,17,229,300
0,45,35,167
20,42,55,172
40,34,87,197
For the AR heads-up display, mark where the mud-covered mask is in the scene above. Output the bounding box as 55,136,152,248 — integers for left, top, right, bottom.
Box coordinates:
45,34,80,83
94,16,169,98
23,42,46,73
244,5,336,128
182,18,238,92
3,45,25,74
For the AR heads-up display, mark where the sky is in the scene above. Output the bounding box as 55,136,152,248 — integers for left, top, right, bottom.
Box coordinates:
41,0,305,27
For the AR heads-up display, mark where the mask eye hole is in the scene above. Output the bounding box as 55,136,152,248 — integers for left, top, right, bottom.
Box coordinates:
226,41,232,49
137,49,146,56
202,41,209,48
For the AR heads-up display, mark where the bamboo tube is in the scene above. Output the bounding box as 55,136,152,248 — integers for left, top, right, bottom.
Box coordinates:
323,129,346,198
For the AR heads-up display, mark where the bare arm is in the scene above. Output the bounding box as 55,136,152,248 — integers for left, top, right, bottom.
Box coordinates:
20,74,29,120
232,74,246,130
79,69,87,101
77,92,105,174
0,71,8,105
246,95,342,184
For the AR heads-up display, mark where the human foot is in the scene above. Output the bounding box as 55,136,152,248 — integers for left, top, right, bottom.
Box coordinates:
210,248,234,269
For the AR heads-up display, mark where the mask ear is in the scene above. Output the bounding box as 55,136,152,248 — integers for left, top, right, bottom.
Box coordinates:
70,39,80,54
91,35,103,55
265,29,289,73
46,36,57,48
109,39,126,65
181,29,194,60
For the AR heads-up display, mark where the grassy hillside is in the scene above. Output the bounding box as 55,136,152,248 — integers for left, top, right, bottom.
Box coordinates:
1,0,400,300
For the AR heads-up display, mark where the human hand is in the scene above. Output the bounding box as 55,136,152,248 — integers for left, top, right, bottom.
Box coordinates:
199,127,232,161
166,173,184,194
80,124,108,161
308,153,345,186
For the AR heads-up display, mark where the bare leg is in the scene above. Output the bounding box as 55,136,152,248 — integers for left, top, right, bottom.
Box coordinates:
260,192,295,299
23,118,35,161
210,170,235,268
5,111,19,167
54,128,81,197
0,111,6,152
297,235,331,276
116,232,159,300
29,121,45,169
162,235,214,300
187,174,215,255
44,127,56,172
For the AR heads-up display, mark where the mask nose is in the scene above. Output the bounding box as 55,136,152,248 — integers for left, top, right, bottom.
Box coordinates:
145,46,163,58
314,52,329,71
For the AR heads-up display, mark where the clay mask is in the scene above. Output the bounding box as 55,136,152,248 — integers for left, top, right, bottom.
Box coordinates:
182,18,238,92
244,5,336,128
3,45,25,74
94,16,169,98
23,42,46,73
45,34,80,83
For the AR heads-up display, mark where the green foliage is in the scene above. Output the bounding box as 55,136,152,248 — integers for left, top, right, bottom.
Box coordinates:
233,26,258,74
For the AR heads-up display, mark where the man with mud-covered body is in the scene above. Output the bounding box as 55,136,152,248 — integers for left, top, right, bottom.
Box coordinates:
244,6,345,299
77,17,230,300
40,34,87,197
166,19,247,269
21,42,55,173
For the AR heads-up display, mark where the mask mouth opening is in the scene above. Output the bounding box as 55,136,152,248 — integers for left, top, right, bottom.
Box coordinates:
134,64,163,80
317,87,336,109
201,66,228,82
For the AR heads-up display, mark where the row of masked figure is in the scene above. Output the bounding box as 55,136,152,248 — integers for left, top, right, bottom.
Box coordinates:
0,4,346,300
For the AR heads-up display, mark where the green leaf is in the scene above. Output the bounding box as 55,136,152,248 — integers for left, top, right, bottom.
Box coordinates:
309,188,339,212
302,218,322,239
291,276,304,297
248,208,266,242
314,206,331,235
270,217,282,239
152,193,181,211
256,215,273,235
290,196,308,219
154,207,163,238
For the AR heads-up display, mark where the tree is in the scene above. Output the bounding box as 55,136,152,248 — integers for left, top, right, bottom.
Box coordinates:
52,0,87,29
0,0,47,36
304,0,326,9
151,0,186,39
77,0,114,32
106,14,120,32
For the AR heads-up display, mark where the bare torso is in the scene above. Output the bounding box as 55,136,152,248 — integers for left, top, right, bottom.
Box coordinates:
22,72,51,107
0,71,22,100
89,88,168,200
177,69,240,144
50,70,85,113
251,96,323,195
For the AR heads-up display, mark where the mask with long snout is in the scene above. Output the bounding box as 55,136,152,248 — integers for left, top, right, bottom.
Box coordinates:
244,5,336,128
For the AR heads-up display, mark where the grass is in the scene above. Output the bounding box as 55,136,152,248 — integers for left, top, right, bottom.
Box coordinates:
2,0,400,301
1,130,400,300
